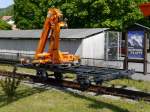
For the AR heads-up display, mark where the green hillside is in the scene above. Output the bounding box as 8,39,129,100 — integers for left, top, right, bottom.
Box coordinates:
0,5,14,17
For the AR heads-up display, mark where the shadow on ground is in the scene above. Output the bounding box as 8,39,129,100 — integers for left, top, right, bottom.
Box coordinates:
62,89,129,112
0,84,47,108
0,83,129,112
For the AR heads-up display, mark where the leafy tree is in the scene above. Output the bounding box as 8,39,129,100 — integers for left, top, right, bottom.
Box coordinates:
14,0,150,31
61,0,150,30
0,19,11,30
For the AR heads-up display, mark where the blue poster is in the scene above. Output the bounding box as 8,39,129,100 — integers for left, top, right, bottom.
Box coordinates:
128,31,144,59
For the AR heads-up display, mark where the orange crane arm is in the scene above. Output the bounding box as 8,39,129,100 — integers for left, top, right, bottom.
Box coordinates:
33,8,79,64
35,18,51,58
35,8,63,59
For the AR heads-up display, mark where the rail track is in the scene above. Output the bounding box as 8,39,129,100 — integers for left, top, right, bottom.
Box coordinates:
0,70,150,102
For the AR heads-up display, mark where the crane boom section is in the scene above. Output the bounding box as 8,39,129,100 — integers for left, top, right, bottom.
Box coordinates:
33,8,79,64
35,18,50,58
35,8,62,59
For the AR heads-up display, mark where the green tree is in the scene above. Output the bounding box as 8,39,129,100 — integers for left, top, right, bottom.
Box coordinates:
60,0,149,30
14,0,150,31
0,20,11,30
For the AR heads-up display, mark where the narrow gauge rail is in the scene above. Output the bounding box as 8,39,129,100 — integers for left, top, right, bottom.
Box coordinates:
0,70,150,102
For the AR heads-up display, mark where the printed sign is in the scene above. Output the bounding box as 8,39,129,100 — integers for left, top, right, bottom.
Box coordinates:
128,31,144,59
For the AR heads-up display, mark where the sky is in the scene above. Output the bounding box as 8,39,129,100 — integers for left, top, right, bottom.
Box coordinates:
0,0,14,8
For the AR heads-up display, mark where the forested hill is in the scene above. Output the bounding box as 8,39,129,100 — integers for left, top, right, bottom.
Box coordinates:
0,5,14,17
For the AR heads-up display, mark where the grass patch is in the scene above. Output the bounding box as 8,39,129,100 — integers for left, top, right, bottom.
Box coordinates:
63,73,76,80
0,64,36,75
104,79,150,92
0,84,150,112
0,64,150,111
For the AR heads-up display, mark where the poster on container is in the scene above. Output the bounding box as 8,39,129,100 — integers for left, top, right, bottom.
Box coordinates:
128,31,144,59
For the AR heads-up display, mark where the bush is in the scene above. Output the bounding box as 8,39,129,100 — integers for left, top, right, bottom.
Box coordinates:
0,19,12,30
0,67,21,102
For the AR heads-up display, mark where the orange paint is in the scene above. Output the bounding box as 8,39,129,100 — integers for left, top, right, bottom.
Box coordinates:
33,8,79,64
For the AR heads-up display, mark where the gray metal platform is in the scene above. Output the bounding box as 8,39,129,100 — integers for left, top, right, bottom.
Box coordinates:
16,63,135,85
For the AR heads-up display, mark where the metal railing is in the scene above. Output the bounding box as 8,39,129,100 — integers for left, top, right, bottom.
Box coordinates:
0,51,34,61
0,51,149,72
81,58,124,69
